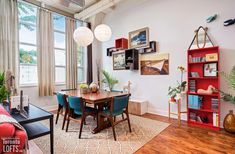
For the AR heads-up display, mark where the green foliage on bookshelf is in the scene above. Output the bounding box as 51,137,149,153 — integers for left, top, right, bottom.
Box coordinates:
220,65,235,104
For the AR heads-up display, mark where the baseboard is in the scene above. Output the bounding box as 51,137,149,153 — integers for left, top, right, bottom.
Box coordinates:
147,108,187,121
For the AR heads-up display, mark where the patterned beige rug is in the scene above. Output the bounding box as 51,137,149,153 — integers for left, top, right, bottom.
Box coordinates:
34,114,169,154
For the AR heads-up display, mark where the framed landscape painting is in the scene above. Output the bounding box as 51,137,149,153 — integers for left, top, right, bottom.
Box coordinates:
129,27,149,49
113,52,126,70
140,53,169,75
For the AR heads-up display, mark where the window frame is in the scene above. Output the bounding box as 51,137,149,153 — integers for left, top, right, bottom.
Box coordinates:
18,2,38,87
53,14,66,85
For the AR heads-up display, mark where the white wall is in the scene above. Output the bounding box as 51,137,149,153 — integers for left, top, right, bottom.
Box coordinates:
97,0,235,122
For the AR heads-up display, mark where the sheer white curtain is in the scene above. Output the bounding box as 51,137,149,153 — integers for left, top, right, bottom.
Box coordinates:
0,0,19,92
66,18,77,89
37,9,54,96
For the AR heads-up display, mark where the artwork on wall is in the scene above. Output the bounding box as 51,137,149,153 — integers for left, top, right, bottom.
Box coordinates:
129,27,149,49
203,62,218,77
140,53,169,75
113,52,126,70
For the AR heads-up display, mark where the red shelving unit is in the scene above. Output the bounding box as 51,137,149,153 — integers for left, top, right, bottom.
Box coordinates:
187,46,220,131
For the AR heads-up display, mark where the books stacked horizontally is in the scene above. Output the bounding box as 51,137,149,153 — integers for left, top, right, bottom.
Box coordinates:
188,95,203,109
211,98,219,110
190,72,199,77
189,80,196,92
212,98,219,110
213,113,219,127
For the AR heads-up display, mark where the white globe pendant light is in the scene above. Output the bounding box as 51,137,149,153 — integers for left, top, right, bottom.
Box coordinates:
73,26,94,47
94,24,112,42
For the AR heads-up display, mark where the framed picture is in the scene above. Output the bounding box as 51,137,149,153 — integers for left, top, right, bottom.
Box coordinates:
143,41,157,54
113,52,126,70
203,63,218,77
140,53,169,75
129,27,149,49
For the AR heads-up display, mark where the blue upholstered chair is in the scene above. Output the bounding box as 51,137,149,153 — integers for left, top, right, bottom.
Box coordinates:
55,93,69,130
66,96,97,138
99,94,131,141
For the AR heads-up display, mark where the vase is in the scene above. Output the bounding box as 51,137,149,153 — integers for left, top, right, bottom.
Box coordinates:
89,82,99,93
80,88,88,94
170,97,176,102
223,110,235,133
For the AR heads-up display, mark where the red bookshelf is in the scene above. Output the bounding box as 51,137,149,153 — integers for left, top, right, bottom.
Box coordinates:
187,46,220,130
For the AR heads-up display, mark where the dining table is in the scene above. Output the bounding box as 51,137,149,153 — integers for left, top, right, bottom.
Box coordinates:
54,90,129,134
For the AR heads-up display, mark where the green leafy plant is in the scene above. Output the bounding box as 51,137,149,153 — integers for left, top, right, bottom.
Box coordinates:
220,66,235,104
168,81,187,98
79,83,88,89
101,70,118,91
0,72,10,103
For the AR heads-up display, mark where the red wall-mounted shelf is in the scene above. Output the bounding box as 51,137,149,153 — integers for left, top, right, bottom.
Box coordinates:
187,46,220,130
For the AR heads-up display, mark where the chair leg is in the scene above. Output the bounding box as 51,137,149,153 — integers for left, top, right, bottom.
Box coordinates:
122,113,124,120
62,109,68,130
55,105,62,124
66,116,70,132
114,116,116,122
126,111,132,132
109,116,116,141
79,115,85,139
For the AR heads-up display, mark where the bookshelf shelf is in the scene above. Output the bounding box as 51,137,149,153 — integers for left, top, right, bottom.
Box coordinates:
188,77,218,80
188,92,219,97
188,108,219,113
187,46,220,130
188,61,218,65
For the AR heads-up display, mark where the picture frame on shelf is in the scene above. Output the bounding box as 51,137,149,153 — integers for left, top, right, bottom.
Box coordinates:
203,62,218,77
113,52,126,70
205,53,218,62
144,41,156,54
129,27,149,49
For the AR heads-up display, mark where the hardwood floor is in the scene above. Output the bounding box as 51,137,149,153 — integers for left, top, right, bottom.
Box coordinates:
135,113,235,154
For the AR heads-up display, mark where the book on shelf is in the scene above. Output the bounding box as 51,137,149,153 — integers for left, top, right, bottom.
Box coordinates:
213,113,219,127
188,95,203,109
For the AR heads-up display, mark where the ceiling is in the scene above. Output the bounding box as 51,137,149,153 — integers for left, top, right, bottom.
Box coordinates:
37,0,99,14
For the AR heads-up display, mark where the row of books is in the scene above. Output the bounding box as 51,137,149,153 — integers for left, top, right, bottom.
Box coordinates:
188,95,203,109
189,80,196,92
189,56,206,63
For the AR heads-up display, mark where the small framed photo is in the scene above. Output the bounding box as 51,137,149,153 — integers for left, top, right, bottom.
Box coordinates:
203,63,218,77
113,52,126,70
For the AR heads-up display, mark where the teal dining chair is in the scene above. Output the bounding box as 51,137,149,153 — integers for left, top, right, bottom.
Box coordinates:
99,94,131,141
66,96,97,138
55,92,69,130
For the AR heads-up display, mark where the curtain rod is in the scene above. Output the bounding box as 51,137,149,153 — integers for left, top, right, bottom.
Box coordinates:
20,0,89,24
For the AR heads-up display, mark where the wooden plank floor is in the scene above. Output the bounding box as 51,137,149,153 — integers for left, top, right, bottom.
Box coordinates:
135,113,235,154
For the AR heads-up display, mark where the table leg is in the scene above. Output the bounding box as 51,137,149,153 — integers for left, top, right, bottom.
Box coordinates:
50,116,54,154
168,101,170,119
92,103,111,134
178,101,181,126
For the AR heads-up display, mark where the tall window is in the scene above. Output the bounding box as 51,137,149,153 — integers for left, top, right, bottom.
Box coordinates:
53,14,66,84
76,21,86,83
18,2,37,85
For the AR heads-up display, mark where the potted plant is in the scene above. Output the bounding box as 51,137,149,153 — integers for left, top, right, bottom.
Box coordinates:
101,70,118,91
0,72,10,104
79,83,89,94
220,66,235,133
168,81,187,102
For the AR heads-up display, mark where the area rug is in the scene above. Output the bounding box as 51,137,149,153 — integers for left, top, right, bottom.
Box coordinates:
34,114,169,154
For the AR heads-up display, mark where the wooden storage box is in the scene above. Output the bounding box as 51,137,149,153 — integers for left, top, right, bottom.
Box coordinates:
128,99,148,115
